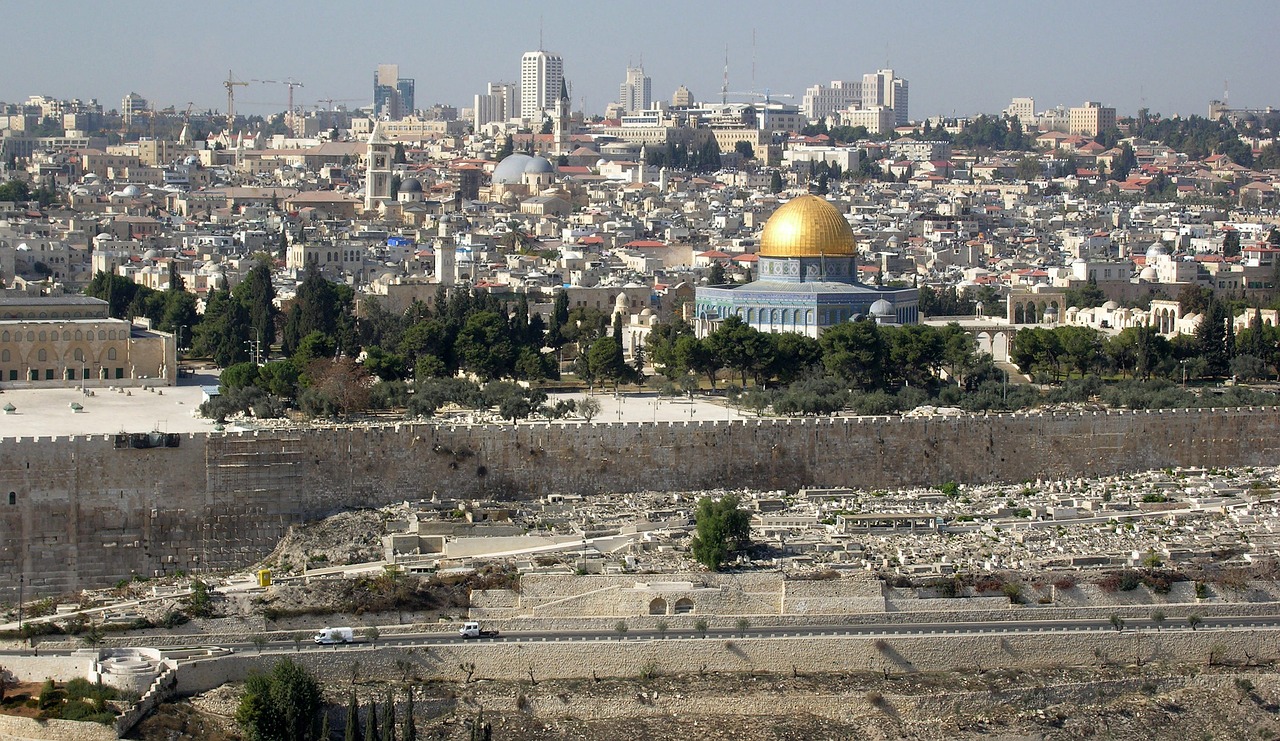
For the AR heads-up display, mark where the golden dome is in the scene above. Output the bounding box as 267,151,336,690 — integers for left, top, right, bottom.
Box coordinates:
758,195,856,258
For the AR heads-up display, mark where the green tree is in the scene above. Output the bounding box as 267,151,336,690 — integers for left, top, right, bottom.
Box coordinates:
674,334,721,389
1015,156,1042,180
345,689,362,741
705,315,774,386
1222,230,1241,258
235,658,323,741
690,494,751,570
769,170,784,193
380,689,395,741
192,288,251,367
734,140,754,160
707,261,727,285
820,320,887,391
234,259,279,356
364,699,378,741
455,311,515,381
585,336,624,390
401,686,416,741
1062,280,1106,310
495,135,513,160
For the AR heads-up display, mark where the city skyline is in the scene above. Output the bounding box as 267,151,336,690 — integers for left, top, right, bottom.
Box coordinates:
0,0,1277,121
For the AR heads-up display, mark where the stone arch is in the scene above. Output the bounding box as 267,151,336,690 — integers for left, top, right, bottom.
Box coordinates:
648,597,668,615
1014,304,1025,324
674,597,694,614
991,331,1011,362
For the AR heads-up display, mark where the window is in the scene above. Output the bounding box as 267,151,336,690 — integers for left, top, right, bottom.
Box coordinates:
0,350,7,362
37,349,47,362
45,369,54,380
8,370,15,381
7,493,14,506
107,348,117,361
73,348,84,362
115,367,124,379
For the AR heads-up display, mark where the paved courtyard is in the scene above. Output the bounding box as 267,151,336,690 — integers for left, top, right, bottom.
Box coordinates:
0,377,751,439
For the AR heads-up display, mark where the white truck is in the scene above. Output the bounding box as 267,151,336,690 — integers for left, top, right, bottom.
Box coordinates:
458,621,499,639
313,627,355,644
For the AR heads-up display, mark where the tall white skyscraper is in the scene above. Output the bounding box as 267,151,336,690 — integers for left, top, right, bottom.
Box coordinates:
520,50,564,120
618,66,652,114
862,69,908,126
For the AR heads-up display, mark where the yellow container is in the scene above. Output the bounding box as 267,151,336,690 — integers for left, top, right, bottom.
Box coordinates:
256,569,271,587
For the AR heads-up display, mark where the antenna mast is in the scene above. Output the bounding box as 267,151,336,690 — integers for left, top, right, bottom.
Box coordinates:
721,45,729,105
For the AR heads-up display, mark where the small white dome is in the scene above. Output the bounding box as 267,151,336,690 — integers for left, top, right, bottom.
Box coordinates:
1139,266,1158,281
870,298,894,316
1102,300,1120,311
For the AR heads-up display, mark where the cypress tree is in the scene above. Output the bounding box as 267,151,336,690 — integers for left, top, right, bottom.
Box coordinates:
381,689,395,741
364,699,378,741
345,689,362,741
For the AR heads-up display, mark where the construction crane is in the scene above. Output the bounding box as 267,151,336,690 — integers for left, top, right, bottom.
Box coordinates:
223,70,249,130
314,98,361,112
725,90,795,131
255,78,305,117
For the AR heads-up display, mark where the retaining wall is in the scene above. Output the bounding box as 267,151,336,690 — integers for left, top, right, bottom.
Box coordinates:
2,407,1277,597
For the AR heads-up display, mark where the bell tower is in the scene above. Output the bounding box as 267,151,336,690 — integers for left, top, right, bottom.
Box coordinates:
364,121,394,212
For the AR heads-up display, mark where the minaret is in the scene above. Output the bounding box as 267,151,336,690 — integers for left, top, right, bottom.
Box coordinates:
364,120,393,212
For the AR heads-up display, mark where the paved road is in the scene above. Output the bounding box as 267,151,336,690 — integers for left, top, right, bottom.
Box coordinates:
6,614,1274,657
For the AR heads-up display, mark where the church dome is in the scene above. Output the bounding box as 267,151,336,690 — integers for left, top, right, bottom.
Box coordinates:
492,154,555,184
492,154,533,184
400,177,423,193
758,195,856,258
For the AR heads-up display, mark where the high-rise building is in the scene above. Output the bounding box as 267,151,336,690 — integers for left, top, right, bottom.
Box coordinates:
474,81,519,129
374,64,415,120
861,69,908,126
801,81,861,121
1004,97,1037,127
520,50,564,120
1068,101,1116,136
671,85,694,108
618,66,652,114
121,92,148,125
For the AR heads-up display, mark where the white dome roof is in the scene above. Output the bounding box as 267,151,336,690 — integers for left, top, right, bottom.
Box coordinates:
870,299,894,316
1139,266,1158,280
120,185,142,197
1145,242,1169,258
1102,300,1120,310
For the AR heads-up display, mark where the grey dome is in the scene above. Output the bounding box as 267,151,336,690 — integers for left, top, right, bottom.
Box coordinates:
492,153,555,184
870,299,894,316
524,156,554,174
400,177,423,193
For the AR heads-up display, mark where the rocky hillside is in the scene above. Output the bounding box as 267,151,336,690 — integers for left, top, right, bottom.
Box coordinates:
134,665,1280,740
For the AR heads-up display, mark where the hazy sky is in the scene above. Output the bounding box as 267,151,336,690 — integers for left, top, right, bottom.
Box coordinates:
5,0,1277,120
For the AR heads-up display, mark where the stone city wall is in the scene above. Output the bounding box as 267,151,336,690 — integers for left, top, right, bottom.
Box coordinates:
168,627,1278,696
2,407,1278,598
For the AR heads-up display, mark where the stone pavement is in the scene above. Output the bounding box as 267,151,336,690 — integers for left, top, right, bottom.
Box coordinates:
0,371,222,439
